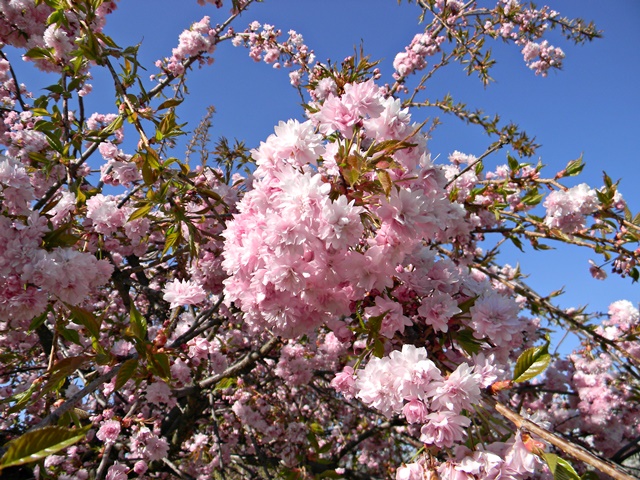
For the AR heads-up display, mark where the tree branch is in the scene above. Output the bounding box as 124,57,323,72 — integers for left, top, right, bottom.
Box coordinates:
489,397,636,480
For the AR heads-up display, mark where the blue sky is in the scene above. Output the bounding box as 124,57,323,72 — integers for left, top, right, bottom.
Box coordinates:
8,0,640,346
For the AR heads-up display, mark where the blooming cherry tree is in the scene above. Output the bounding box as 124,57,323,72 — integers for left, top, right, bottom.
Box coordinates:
0,1,638,479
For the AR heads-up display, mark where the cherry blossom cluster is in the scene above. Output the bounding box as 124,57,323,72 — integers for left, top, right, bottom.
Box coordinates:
520,301,640,461
520,39,565,76
393,31,445,80
543,183,599,233
1,0,118,73
232,21,315,85
155,16,219,78
222,79,465,338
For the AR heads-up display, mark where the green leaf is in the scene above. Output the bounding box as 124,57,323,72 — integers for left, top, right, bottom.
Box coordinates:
42,225,80,249
28,308,51,332
309,423,324,434
142,159,158,185
58,326,81,345
507,154,519,172
376,170,392,196
157,98,183,110
128,203,153,222
114,358,138,391
366,312,386,335
101,115,124,135
214,377,236,392
509,236,524,252
372,338,385,358
148,352,171,380
522,190,544,206
42,356,91,395
543,453,580,480
68,305,101,341
454,328,482,355
128,304,147,341
513,342,551,383
456,296,477,314
162,230,181,257
317,471,341,479
564,156,584,176
24,47,54,61
0,425,90,470
580,472,600,480
4,384,39,412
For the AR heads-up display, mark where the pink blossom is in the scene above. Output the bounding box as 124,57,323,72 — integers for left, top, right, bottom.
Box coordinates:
503,431,538,475
365,295,412,339
331,366,356,400
342,79,384,118
430,363,481,413
312,93,359,136
146,381,175,407
22,247,113,305
144,434,169,461
402,399,428,424
543,183,598,233
105,463,128,480
355,345,441,417
469,292,522,346
417,290,461,333
588,259,607,280
313,77,337,101
420,411,470,448
605,300,639,331
86,194,128,235
96,419,121,444
0,154,35,215
133,460,147,475
396,462,426,480
162,279,207,309
521,40,565,76
170,358,192,386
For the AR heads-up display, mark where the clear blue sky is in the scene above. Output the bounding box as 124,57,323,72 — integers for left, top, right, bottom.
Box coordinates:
8,1,640,346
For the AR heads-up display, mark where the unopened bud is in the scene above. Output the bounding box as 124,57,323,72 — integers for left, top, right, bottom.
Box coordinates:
487,379,512,395
522,432,546,455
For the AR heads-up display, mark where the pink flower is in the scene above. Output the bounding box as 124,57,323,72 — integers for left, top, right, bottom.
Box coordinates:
162,279,207,309
417,290,461,333
503,431,538,475
331,366,356,400
420,411,470,448
146,381,175,407
402,399,428,424
521,40,565,76
543,183,598,233
430,363,481,413
96,419,121,444
365,296,412,339
396,462,426,480
105,462,128,480
469,292,521,346
86,194,128,235
133,460,148,475
144,434,170,462
588,260,607,280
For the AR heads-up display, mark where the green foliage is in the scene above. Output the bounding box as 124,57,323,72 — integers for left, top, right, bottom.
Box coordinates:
543,453,581,480
513,339,551,383
0,425,90,471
